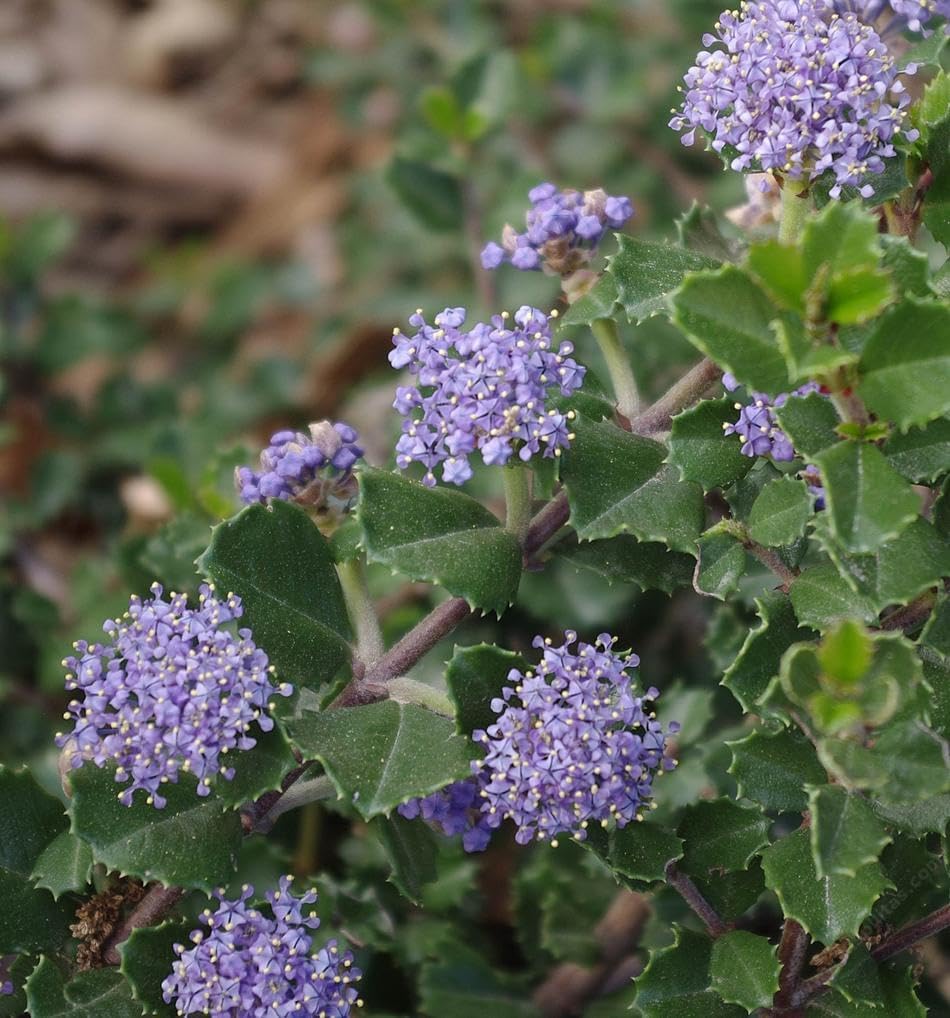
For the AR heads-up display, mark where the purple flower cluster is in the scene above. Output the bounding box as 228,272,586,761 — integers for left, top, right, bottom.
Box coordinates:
481,183,633,275
236,421,362,508
162,877,361,1017
56,583,291,808
400,632,678,850
836,0,950,32
670,0,917,198
0,981,12,996
722,373,822,461
391,306,585,486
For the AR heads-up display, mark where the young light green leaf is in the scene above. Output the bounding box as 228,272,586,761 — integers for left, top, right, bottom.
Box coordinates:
709,931,781,1012
69,765,242,893
198,500,352,689
286,700,473,820
608,236,719,323
759,828,891,945
359,469,522,615
728,728,825,814
808,784,892,878
789,563,878,631
747,476,812,547
671,265,790,394
815,441,919,554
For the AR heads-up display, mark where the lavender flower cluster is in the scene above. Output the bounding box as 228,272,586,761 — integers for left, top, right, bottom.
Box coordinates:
481,183,633,276
236,421,363,508
400,632,678,850
391,305,585,486
837,0,950,32
162,878,361,1018
722,373,821,461
670,0,917,198
56,583,291,808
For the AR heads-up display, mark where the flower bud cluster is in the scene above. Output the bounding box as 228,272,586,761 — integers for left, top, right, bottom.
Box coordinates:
481,183,633,276
400,632,678,850
162,877,361,1017
56,584,291,808
391,305,584,486
722,373,822,461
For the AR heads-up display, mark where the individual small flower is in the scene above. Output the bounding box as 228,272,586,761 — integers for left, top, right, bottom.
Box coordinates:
391,305,585,486
0,981,12,996
400,632,678,850
670,1,918,198
235,421,363,509
722,374,821,461
162,877,361,1017
481,183,633,276
56,584,291,808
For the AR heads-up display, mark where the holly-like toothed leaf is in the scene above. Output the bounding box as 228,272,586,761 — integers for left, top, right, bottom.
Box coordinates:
747,476,812,547
922,117,950,248
671,265,790,394
419,946,540,1018
808,785,892,879
215,725,297,809
884,417,950,482
812,963,927,1018
774,318,859,384
69,765,242,893
560,416,704,553
608,236,719,324
358,469,521,615
759,828,891,945
555,534,695,594
812,516,950,614
31,830,93,899
0,767,72,953
728,728,826,814
558,273,619,327
881,237,933,300
722,592,816,712
694,529,746,601
773,393,840,459
695,862,766,920
814,441,920,554
25,957,143,1018
709,931,781,1013
119,919,192,1018
872,795,950,836
286,701,473,820
668,398,754,490
829,942,885,1010
445,643,526,737
676,202,741,263
634,927,746,1018
858,298,950,432
878,964,928,1018
677,799,770,877
373,813,439,904
789,563,878,632
197,500,352,689
386,156,463,232
902,28,948,69
598,821,684,885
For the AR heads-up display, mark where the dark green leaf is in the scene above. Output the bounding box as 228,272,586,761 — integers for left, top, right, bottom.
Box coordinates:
747,477,812,547
359,469,522,615
445,643,526,737
26,958,143,1018
0,870,72,954
558,274,619,327
286,701,473,820
668,399,753,490
419,946,540,1017
677,798,770,877
69,765,242,893
561,416,704,553
555,534,695,593
386,157,463,232
728,728,825,813
881,237,932,299
789,563,878,631
695,530,745,601
773,393,840,458
373,813,439,904
885,417,950,482
695,862,766,920
119,919,192,1018
609,237,719,324
809,785,891,878
671,265,790,394
759,828,891,944
31,830,93,899
198,501,351,689
815,441,919,554
858,298,950,432
676,202,740,262
829,942,884,1010
709,931,781,1012
215,725,296,809
603,822,684,884
872,795,950,836
0,767,68,875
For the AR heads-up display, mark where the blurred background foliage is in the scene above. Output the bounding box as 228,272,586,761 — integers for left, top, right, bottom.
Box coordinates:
0,3,868,1013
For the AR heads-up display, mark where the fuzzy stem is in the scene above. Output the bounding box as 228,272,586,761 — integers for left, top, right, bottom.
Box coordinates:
779,176,813,246
387,676,456,717
592,317,640,420
665,862,729,937
503,462,533,543
102,885,185,965
336,558,385,664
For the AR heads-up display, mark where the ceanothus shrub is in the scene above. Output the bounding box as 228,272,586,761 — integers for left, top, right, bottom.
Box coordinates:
1,1,949,1016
